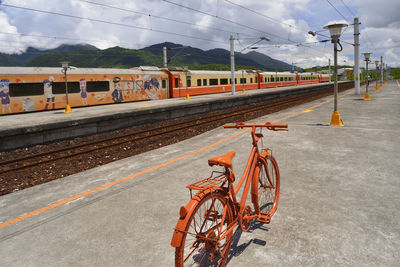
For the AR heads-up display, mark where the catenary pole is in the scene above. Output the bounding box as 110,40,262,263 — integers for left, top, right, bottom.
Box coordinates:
380,56,383,86
163,47,167,68
354,18,360,94
230,35,235,95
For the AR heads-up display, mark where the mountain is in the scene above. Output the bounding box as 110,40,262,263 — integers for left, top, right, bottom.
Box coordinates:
0,42,292,71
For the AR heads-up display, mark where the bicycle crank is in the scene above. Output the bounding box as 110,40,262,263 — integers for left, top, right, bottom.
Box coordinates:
239,205,253,232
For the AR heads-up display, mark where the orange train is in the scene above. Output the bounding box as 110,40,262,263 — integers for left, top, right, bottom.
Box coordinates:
0,66,329,115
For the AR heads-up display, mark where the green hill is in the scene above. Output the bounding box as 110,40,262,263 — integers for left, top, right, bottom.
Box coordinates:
0,42,293,71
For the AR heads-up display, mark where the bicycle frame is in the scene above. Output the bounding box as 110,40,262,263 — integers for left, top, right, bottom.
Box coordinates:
171,122,287,248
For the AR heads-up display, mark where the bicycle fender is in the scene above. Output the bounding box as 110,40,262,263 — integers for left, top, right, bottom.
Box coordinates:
171,187,222,248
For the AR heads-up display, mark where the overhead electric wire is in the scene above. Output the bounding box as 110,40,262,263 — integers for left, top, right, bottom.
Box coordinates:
0,3,226,44
339,0,356,17
223,0,302,31
0,31,145,48
161,0,330,56
77,0,254,38
325,0,349,22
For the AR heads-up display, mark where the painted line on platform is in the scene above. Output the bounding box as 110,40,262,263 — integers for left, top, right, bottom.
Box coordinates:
0,89,352,230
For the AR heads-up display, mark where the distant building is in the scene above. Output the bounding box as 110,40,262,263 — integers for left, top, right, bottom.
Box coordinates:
338,68,353,80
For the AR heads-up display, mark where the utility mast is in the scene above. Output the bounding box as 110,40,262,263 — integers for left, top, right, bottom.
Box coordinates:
230,35,235,95
354,18,360,94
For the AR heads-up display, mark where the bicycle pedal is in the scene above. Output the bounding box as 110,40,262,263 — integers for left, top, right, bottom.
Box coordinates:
257,213,270,224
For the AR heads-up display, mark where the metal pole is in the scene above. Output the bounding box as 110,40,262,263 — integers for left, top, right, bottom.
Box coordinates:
230,35,235,95
354,18,360,94
375,63,378,89
380,56,383,86
163,47,167,68
329,58,331,84
334,39,338,111
365,60,369,95
64,70,69,106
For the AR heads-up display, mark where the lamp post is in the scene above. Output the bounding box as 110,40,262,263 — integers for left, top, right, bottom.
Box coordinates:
61,61,72,113
275,70,278,88
362,53,371,100
323,22,348,126
374,60,380,92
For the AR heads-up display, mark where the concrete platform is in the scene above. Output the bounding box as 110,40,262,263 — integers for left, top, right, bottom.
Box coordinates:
0,81,352,151
0,81,399,266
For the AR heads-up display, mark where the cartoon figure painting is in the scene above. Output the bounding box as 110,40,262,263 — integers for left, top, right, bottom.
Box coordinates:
0,79,12,114
80,78,88,105
143,76,160,100
112,77,123,103
43,77,55,110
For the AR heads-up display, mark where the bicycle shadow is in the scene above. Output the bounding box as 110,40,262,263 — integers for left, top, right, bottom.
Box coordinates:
226,221,270,264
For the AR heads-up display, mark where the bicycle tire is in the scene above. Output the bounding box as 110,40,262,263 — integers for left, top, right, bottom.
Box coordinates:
253,153,280,217
175,190,234,266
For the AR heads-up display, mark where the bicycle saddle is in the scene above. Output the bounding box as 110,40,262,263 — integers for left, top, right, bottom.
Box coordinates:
208,151,236,169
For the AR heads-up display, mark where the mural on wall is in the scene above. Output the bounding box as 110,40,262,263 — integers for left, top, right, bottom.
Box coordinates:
111,76,123,103
43,76,55,110
0,79,12,114
79,78,88,105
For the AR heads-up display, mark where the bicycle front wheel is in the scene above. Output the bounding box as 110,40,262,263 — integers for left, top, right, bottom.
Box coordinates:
253,154,280,217
175,190,234,266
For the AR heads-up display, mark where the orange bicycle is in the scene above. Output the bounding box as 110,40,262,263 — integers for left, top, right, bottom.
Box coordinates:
171,122,288,266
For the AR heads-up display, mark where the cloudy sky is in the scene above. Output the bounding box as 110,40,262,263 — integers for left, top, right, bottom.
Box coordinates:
0,0,399,68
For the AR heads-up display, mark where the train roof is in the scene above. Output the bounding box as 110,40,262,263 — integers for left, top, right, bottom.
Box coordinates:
261,71,296,75
0,66,166,75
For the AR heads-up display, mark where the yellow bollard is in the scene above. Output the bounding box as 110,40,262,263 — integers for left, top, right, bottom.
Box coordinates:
185,93,190,100
329,110,344,126
64,105,72,113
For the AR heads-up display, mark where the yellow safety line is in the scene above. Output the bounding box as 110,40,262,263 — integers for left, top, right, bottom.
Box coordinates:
0,89,351,230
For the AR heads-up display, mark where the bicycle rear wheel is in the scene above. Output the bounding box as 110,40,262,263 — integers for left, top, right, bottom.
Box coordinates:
253,154,280,217
175,190,234,266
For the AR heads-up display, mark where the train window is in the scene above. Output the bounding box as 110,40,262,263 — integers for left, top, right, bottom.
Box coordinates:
280,77,283,82
203,79,207,86
162,79,167,89
53,82,80,94
209,79,218,85
240,78,247,84
250,78,253,83
174,78,179,88
271,77,274,82
9,83,43,97
87,81,110,92
187,78,191,87
229,78,238,84
265,77,267,82
197,79,201,86
284,77,288,81
220,78,228,85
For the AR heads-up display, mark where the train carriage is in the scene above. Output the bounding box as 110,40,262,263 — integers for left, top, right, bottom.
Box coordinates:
0,66,169,115
164,69,260,97
259,72,297,88
0,65,331,115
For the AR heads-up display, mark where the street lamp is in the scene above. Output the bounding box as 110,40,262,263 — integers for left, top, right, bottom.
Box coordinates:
374,60,380,92
362,52,371,100
323,22,348,126
61,61,72,113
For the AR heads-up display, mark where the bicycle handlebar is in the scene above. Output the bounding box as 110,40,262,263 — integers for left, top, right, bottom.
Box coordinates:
224,122,288,131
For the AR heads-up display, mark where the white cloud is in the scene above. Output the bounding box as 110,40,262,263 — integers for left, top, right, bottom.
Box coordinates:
0,0,398,67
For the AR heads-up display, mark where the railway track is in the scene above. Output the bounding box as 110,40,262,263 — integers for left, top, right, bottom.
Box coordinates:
0,84,352,195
